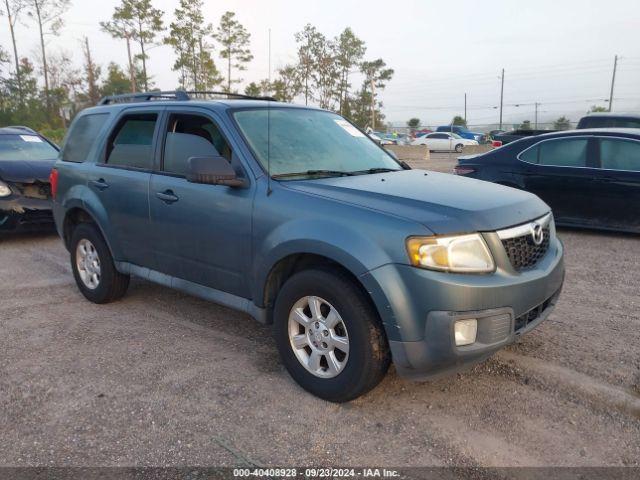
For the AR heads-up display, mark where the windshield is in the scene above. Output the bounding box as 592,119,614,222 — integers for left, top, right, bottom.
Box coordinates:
233,108,401,178
452,133,463,139
0,134,58,161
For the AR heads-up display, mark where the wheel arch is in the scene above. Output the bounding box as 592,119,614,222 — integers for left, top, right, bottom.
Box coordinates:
259,250,378,326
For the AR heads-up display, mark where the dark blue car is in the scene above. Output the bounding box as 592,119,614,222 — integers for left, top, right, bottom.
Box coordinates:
0,126,58,232
51,91,564,401
455,128,640,233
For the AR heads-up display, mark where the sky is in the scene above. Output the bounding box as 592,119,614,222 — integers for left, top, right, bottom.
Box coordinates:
2,0,640,128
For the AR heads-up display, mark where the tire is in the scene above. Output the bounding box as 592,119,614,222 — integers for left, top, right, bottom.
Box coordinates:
69,223,129,304
455,143,464,153
273,268,390,402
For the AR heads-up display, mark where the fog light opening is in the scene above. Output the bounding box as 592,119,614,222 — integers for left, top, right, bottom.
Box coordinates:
454,319,477,346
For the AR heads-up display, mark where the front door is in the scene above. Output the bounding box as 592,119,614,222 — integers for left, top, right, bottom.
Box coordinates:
149,109,254,298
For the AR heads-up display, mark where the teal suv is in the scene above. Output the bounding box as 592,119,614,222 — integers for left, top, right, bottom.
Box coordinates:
51,91,565,402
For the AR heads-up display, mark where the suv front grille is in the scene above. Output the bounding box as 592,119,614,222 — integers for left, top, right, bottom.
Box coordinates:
514,289,560,333
497,213,552,272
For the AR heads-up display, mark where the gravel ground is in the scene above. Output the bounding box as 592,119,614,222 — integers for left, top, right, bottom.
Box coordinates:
0,153,639,469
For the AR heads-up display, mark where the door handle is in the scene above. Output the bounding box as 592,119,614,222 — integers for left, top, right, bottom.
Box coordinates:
90,179,109,191
156,190,179,204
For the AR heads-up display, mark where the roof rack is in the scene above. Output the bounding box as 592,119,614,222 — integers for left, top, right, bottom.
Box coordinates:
98,91,190,105
186,91,277,102
97,90,277,106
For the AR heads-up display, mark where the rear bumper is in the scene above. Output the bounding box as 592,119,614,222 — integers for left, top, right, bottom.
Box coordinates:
0,197,54,232
361,237,565,379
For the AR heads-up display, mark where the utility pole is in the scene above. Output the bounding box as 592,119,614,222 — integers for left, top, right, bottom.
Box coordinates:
268,28,271,95
608,54,618,112
499,69,504,130
534,102,540,130
464,93,467,125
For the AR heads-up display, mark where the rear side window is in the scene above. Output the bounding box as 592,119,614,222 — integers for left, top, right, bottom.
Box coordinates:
105,113,158,169
599,138,640,171
538,138,588,167
62,113,109,162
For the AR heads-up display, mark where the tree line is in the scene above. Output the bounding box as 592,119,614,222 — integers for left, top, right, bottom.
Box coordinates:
0,0,394,143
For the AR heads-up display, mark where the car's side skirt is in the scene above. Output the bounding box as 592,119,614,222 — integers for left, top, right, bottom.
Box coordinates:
115,261,267,324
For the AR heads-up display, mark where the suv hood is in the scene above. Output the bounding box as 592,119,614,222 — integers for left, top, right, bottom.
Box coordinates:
0,158,56,183
285,169,549,234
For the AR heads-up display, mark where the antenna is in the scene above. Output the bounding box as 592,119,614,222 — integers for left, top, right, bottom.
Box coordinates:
266,28,273,196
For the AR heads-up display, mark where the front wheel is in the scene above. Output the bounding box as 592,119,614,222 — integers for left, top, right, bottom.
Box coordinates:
273,268,390,402
455,143,464,153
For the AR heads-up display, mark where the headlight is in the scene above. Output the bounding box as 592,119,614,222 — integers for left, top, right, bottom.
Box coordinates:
406,233,495,273
0,180,11,197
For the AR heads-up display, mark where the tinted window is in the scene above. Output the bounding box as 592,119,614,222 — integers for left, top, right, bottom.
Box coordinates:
519,145,539,164
538,138,588,167
106,113,157,169
580,116,640,129
599,138,640,171
0,134,58,161
62,113,108,162
163,113,231,176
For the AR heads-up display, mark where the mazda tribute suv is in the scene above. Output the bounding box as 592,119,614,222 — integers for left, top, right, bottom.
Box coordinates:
51,91,565,402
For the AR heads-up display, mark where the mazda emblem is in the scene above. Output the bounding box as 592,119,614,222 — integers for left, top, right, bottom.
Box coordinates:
531,222,544,245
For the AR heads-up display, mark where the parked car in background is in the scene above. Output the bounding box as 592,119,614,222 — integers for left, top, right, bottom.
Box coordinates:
491,129,557,145
367,131,396,145
577,112,640,129
51,91,564,402
436,125,488,144
414,129,433,138
454,128,640,233
0,126,59,233
412,132,478,152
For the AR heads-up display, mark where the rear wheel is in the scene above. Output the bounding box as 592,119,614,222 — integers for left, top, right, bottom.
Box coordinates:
70,223,129,304
273,268,390,402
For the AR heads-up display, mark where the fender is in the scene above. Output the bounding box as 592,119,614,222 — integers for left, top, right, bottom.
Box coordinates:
251,217,396,307
59,184,124,262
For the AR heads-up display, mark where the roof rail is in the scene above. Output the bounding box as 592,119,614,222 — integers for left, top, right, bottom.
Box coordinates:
97,90,278,106
98,91,190,105
185,91,277,102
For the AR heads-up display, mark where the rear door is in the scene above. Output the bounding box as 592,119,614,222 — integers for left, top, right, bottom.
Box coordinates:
592,136,640,231
89,108,162,267
518,136,599,225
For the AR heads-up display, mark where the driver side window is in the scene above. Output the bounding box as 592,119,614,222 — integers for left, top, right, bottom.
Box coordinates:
162,113,232,176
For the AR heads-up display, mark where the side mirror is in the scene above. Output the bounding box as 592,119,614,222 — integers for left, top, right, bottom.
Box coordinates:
186,156,246,187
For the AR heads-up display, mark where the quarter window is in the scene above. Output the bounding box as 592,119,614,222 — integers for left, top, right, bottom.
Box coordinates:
105,113,158,169
599,138,640,171
538,138,588,167
162,113,232,176
62,113,109,163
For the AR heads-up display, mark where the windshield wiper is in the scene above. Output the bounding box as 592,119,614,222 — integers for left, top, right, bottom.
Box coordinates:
272,169,355,179
348,167,402,175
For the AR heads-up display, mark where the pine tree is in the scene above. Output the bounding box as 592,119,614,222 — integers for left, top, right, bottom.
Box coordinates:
214,11,253,93
26,0,70,112
165,0,222,91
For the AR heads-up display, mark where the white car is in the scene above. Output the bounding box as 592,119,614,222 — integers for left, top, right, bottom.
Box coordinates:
411,132,478,152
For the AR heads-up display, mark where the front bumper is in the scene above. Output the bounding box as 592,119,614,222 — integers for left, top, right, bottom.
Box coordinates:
361,235,565,379
0,196,54,232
